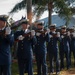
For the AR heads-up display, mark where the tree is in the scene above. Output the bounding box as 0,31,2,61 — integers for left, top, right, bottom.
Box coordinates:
27,0,32,24
71,7,75,13
33,0,74,26
10,0,75,26
10,0,32,24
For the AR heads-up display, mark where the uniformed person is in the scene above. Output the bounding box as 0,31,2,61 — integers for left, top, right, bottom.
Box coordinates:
69,27,75,67
60,26,70,70
47,24,60,75
0,15,14,75
14,19,37,75
34,21,50,75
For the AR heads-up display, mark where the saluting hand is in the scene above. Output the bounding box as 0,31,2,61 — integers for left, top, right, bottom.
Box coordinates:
61,35,64,38
36,32,41,36
49,35,53,38
67,31,70,36
5,27,11,35
47,28,50,33
45,28,50,35
72,32,75,37
31,30,35,36
18,35,24,40
57,32,60,37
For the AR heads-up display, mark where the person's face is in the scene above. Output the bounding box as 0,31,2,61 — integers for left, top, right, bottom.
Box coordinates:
50,28,56,32
22,23,29,30
37,25,44,30
0,20,6,29
61,28,66,33
70,30,74,33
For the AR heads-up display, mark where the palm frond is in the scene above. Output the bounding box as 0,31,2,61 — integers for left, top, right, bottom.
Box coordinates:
33,5,46,20
9,0,26,14
32,0,48,6
54,0,72,19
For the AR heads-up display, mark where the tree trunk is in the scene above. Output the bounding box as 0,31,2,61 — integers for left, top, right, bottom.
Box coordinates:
48,1,53,27
27,0,32,24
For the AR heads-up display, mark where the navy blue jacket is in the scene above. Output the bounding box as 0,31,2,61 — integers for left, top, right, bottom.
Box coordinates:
0,33,14,65
34,33,50,55
70,35,75,51
60,34,70,51
47,32,60,53
14,30,37,59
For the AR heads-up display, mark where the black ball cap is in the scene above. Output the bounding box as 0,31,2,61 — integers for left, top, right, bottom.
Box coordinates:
0,15,8,22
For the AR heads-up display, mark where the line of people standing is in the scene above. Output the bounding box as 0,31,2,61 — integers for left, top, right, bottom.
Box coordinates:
0,14,75,75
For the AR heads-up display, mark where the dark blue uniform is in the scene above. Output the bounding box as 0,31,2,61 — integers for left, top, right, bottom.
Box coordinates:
34,31,50,75
47,32,60,74
0,30,14,75
60,33,70,69
70,34,75,66
14,30,37,75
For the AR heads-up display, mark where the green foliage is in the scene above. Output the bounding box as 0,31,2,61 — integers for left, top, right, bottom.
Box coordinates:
11,62,18,75
32,0,48,5
9,0,26,13
33,6,46,17
54,0,72,25
10,0,74,26
33,0,73,25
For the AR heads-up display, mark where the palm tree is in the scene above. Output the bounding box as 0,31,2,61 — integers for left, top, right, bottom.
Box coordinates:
71,7,75,13
33,0,74,26
27,0,32,24
10,0,32,24
10,0,75,26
